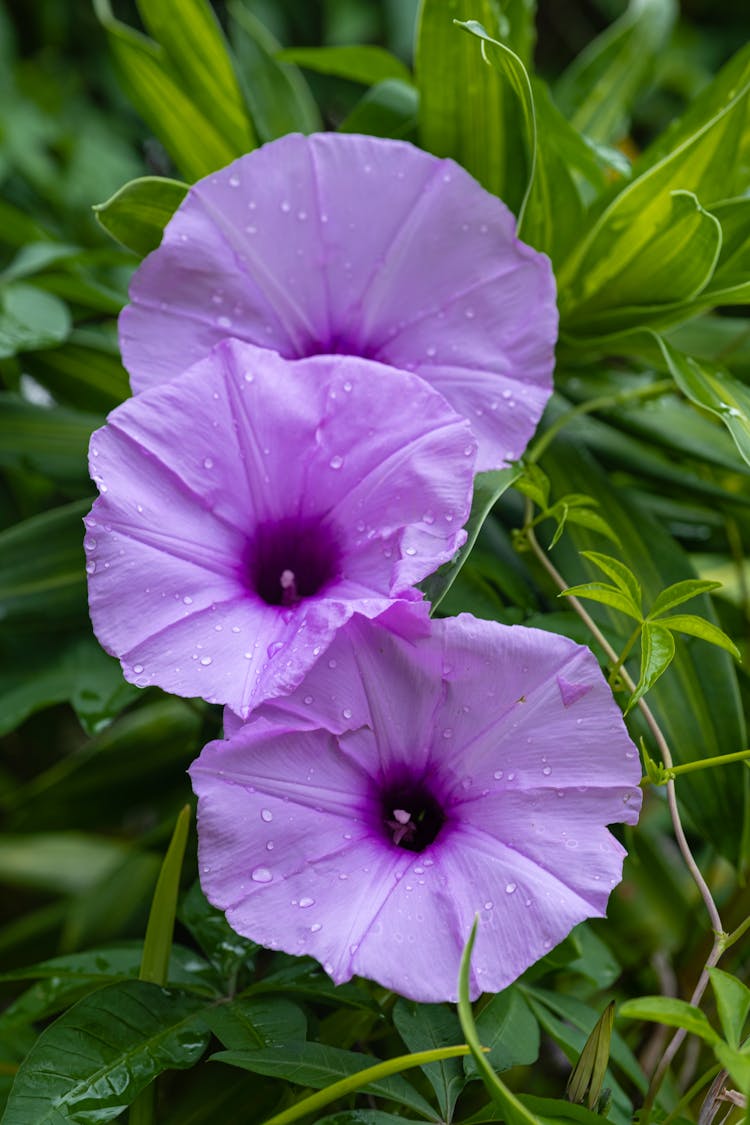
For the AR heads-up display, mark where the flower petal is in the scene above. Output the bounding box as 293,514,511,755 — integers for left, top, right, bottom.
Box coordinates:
121,133,557,468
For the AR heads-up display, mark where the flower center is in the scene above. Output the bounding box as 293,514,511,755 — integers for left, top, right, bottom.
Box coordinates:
380,782,445,852
247,518,341,607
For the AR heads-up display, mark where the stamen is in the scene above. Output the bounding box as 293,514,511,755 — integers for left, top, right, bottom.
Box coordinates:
280,568,298,605
387,808,417,846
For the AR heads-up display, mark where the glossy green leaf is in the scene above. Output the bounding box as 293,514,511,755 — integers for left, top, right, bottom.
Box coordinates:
0,500,88,627
580,551,643,605
560,582,643,621
276,45,413,86
338,79,418,139
178,881,257,984
541,440,747,862
93,1,246,181
213,1042,444,1121
0,283,70,358
618,996,719,1044
562,507,621,545
393,1000,465,1119
657,614,740,659
647,578,722,618
519,1095,619,1125
416,0,528,210
140,807,191,987
555,0,677,144
1,981,210,1125
422,467,520,612
229,3,322,141
630,621,675,714
204,997,307,1052
94,176,188,256
655,335,750,468
134,0,253,154
708,967,750,1050
698,196,750,306
464,986,540,1078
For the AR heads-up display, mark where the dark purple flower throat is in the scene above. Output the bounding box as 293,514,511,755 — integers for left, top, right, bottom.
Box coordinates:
247,518,341,607
380,777,446,852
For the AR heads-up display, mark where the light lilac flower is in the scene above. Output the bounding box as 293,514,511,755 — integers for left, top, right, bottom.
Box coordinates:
120,133,557,471
84,341,475,717
190,612,642,1003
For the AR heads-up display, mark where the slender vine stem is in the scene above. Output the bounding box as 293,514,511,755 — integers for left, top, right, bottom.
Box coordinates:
523,507,725,1119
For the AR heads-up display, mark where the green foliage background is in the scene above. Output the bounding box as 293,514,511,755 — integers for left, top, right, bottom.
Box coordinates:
1,1,750,1123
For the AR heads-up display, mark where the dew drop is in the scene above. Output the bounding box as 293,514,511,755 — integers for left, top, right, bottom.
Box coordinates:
267,640,284,659
484,900,493,910
310,922,322,932
217,316,231,329
183,596,193,605
261,809,273,823
304,695,313,705
542,766,552,776
280,200,291,213
465,307,476,319
251,866,272,883
200,656,212,666
228,174,240,188
329,455,344,470
328,658,337,669
299,897,314,908
203,457,214,469
133,664,144,674
505,882,517,894
405,546,417,556
493,770,504,780
442,728,453,739
85,560,96,575
342,707,353,720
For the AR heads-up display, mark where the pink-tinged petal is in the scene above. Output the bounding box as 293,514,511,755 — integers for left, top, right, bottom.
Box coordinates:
121,133,557,468
87,342,468,714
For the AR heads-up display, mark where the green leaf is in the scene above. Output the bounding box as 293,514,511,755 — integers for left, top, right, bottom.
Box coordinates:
178,881,257,984
393,1000,465,1120
560,582,643,621
23,329,130,413
316,1115,416,1125
656,614,741,660
0,832,128,895
338,80,418,140
204,996,307,1052
94,176,188,256
0,500,88,627
465,987,540,1078
519,1095,618,1125
1,981,210,1125
708,967,750,1050
212,1042,444,1121
93,1,246,181
515,463,551,510
541,440,746,863
422,467,521,613
276,45,413,87
562,507,621,546
579,550,642,606
0,393,100,487
134,0,253,154
618,996,720,1045
416,1,528,210
555,0,677,144
713,1042,750,1096
457,919,540,1125
647,578,723,619
566,1002,614,1110
626,622,675,713
698,196,750,306
140,807,191,986
229,4,322,141
655,334,750,468
0,283,70,358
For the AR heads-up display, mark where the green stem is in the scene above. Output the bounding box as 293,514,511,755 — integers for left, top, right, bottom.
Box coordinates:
721,911,750,954
666,749,750,783
528,379,673,465
608,625,642,687
259,1045,473,1125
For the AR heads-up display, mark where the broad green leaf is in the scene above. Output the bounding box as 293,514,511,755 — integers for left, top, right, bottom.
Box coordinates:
0,832,127,894
0,243,82,283
541,440,746,863
134,0,254,153
422,467,520,612
179,881,257,984
627,621,674,714
0,393,100,487
25,328,130,413
515,463,550,510
277,45,413,86
618,996,720,1044
204,997,307,1052
464,987,540,1078
580,550,642,605
393,1000,465,1119
713,1042,750,1096
708,967,750,1050
657,614,741,659
655,335,750,468
94,176,188,256
212,1042,441,1120
697,196,750,306
646,579,722,618
561,191,722,335
0,500,88,627
229,3,322,141
562,507,621,545
0,283,70,358
555,0,677,144
317,1115,416,1125
560,582,643,622
519,1096,619,1125
93,1,244,181
0,635,136,739
1,981,210,1125
140,806,191,986
338,80,418,139
416,0,527,210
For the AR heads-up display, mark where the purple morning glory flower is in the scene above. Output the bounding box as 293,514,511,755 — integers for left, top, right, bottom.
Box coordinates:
120,133,557,471
190,612,642,1002
84,340,475,717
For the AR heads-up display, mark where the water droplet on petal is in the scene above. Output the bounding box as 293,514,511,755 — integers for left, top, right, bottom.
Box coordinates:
342,707,353,720
505,882,517,894
203,457,214,469
133,664,144,674
200,656,212,666
85,561,96,575
329,455,344,470
310,922,322,932
299,897,314,908
183,596,193,605
280,200,291,213
261,809,273,823
228,174,240,188
251,866,272,883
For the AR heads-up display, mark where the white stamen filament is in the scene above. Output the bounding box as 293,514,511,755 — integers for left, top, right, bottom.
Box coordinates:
388,808,416,846
280,568,298,605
